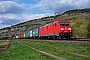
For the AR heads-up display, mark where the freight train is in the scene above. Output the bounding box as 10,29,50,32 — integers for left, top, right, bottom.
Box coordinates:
15,20,72,39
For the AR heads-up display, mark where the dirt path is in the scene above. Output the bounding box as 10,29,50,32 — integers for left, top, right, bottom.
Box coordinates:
30,47,67,60
67,52,90,58
59,50,90,58
0,41,9,45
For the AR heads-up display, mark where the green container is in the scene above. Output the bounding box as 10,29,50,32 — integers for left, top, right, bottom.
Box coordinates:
32,30,35,36
25,32,28,37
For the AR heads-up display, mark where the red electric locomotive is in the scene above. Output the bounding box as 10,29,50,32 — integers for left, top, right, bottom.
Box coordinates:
39,20,72,39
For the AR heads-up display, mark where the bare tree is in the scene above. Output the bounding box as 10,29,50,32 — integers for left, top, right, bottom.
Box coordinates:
54,12,60,16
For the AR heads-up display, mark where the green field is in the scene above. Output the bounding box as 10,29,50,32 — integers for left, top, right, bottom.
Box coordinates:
0,40,90,60
17,40,90,60
0,40,56,60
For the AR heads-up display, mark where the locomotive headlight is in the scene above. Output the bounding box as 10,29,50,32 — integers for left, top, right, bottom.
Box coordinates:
60,28,64,30
68,28,71,30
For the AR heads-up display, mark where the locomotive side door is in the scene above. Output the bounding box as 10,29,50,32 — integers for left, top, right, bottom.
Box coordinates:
54,22,60,36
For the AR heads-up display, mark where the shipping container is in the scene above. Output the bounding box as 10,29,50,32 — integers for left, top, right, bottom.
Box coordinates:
28,31,30,37
18,34,21,38
21,33,24,38
35,28,39,36
30,30,32,37
24,32,28,38
32,29,35,36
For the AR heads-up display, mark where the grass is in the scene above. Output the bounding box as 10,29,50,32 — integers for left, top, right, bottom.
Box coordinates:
0,40,56,60
0,45,8,48
17,40,90,60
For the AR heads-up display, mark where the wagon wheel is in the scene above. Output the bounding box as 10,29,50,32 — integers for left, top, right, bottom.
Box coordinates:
52,35,57,40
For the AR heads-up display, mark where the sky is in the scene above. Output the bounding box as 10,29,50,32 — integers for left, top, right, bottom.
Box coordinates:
0,0,90,29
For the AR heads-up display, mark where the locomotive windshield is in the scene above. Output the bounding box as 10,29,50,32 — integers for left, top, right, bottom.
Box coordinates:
60,22,70,26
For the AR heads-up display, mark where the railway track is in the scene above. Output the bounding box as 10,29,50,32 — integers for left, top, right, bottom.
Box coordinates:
18,38,90,45
20,38,90,41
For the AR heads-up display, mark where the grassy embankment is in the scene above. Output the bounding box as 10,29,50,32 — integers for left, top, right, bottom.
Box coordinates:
17,40,90,60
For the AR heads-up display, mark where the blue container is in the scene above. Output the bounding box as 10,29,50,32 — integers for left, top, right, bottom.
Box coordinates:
28,31,30,37
35,28,39,36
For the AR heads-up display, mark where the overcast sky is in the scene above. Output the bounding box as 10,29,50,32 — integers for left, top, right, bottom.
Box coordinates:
0,0,90,29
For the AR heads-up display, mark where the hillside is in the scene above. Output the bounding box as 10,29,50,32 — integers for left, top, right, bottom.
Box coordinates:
0,8,90,39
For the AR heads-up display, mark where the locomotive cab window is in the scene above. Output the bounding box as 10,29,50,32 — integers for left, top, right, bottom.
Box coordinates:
60,22,70,26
